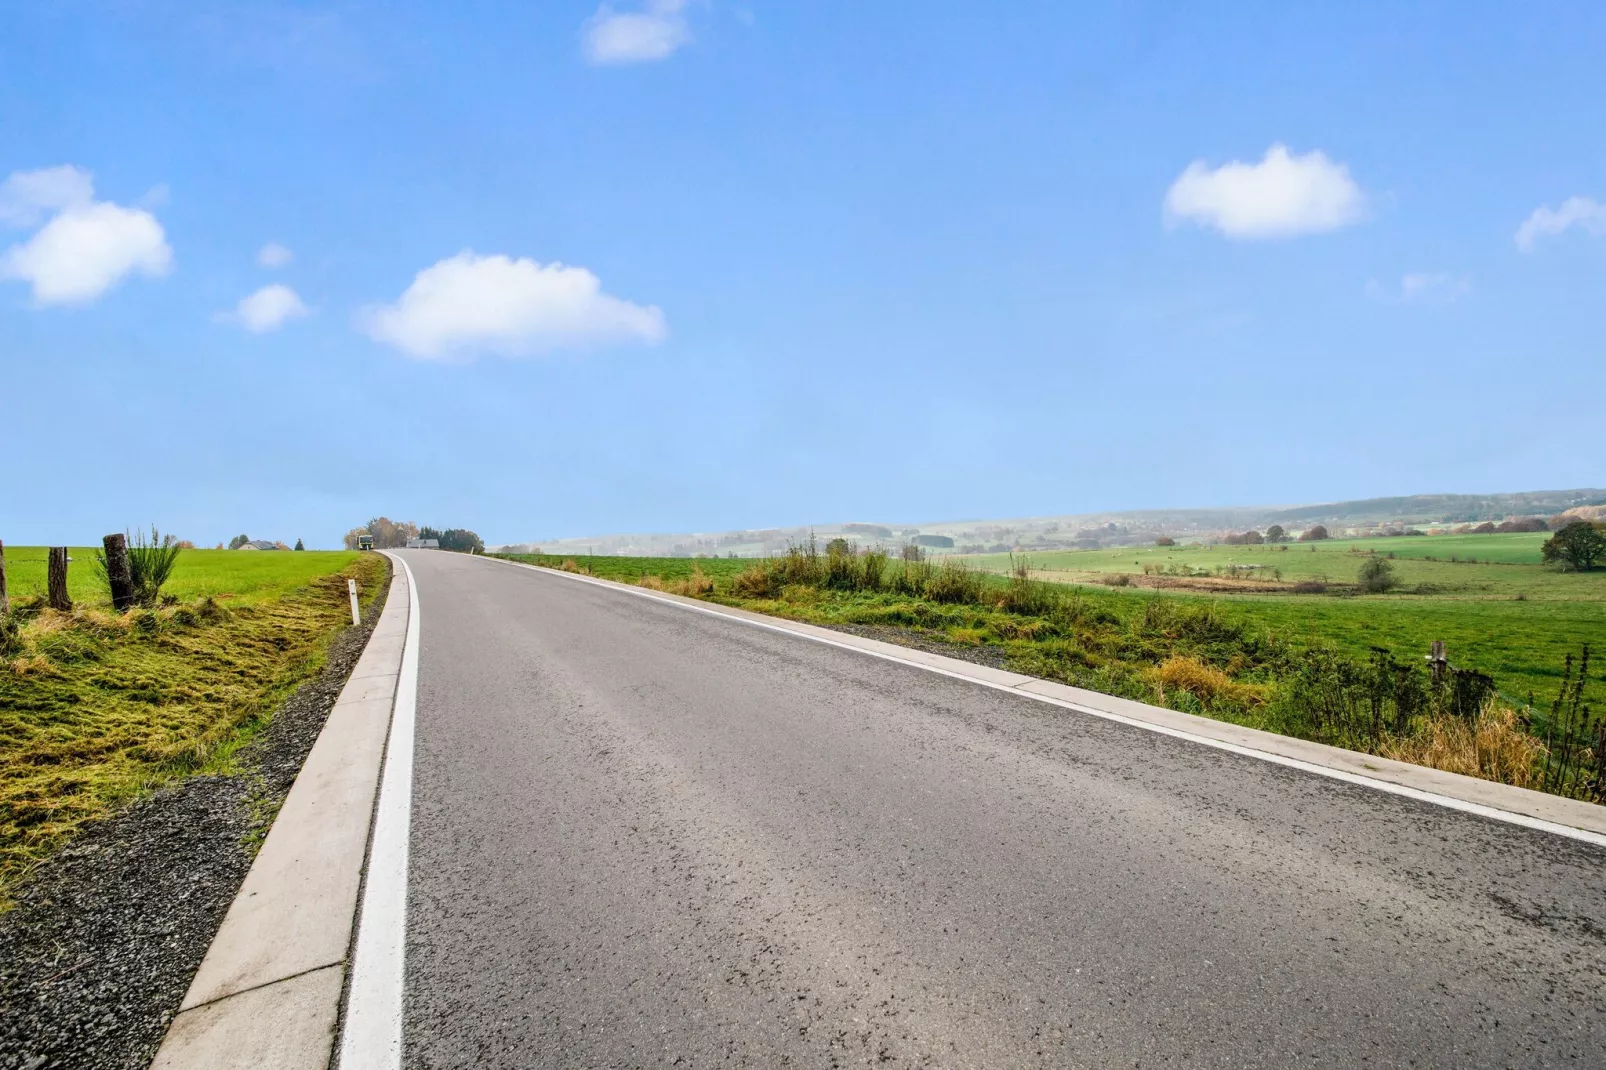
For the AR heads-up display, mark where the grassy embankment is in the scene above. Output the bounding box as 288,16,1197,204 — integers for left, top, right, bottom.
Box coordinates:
499,535,1603,801
0,548,388,906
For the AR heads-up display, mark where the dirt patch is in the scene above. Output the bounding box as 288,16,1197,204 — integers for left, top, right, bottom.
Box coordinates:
0,567,390,1070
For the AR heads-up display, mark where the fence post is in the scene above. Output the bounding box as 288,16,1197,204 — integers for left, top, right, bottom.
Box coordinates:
1429,640,1447,686
0,540,8,617
347,578,360,626
47,547,72,611
103,533,135,612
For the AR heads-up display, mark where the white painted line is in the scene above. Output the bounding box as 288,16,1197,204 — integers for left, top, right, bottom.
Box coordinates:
488,556,1606,850
338,553,420,1070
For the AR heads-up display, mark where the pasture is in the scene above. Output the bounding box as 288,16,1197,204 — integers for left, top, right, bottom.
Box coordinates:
2,546,365,608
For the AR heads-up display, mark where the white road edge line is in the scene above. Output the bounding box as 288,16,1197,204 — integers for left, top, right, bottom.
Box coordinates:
338,552,420,1070
490,556,1606,850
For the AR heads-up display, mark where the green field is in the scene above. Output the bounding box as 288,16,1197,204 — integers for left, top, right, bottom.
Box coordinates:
0,547,387,905
3,546,366,607
953,533,1603,700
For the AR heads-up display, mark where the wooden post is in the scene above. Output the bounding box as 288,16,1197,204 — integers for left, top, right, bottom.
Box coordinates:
1429,640,1447,685
47,547,72,611
0,540,8,617
103,532,136,612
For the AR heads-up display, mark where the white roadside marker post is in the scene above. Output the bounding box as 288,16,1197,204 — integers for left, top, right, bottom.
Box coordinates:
348,578,361,626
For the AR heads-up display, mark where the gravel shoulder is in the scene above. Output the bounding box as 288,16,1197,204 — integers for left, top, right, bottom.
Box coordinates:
0,567,390,1070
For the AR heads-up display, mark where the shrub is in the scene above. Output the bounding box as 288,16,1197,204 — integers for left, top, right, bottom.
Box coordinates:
97,527,184,609
1357,556,1397,593
923,559,984,604
1291,581,1327,594
1155,536,1176,547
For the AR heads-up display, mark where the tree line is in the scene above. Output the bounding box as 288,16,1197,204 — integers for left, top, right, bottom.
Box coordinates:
342,517,484,554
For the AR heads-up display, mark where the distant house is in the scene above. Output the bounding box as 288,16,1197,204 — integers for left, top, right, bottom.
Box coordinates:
405,538,440,549
237,540,281,551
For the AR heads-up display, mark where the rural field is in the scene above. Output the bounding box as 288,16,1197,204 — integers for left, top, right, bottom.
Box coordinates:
961,532,1606,702
0,547,386,905
501,533,1603,802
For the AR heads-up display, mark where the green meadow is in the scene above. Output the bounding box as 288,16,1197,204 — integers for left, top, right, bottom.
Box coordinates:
3,546,366,608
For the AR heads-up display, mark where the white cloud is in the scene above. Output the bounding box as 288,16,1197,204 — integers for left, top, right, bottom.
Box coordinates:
1164,144,1367,239
0,165,96,228
2,201,172,305
257,241,294,268
583,0,691,65
359,251,666,360
224,283,309,332
1515,196,1606,251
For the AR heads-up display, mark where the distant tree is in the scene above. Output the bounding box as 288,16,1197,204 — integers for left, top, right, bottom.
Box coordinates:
176,540,197,550
357,517,420,549
1495,517,1547,533
342,527,368,550
913,534,955,548
1299,525,1330,542
294,538,305,551
1541,522,1606,571
228,534,251,550
1357,556,1398,593
438,528,485,554
826,537,853,557
1265,525,1286,542
1472,522,1497,534
1223,530,1264,546
1155,536,1176,547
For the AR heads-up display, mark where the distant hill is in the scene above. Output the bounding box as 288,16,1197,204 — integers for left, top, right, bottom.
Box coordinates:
498,488,1606,557
1265,490,1606,525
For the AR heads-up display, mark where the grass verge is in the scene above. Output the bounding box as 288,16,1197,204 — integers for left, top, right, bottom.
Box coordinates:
0,552,388,907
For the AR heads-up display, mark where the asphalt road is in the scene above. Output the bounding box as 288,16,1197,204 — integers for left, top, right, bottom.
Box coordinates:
397,551,1605,1068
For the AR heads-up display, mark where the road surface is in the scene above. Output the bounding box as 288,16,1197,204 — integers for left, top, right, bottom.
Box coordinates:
394,550,1605,1067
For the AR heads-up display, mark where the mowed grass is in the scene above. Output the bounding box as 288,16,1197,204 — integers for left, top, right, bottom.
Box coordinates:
0,549,387,906
3,546,366,607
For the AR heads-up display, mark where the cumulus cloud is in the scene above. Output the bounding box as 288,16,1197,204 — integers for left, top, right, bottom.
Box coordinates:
0,165,172,305
223,283,309,332
2,202,172,306
582,0,691,65
0,165,95,227
257,241,294,268
1164,144,1367,239
359,252,666,360
1515,196,1606,251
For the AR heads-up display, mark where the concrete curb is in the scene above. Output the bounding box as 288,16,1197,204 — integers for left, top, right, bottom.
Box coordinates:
150,558,412,1070
484,555,1606,845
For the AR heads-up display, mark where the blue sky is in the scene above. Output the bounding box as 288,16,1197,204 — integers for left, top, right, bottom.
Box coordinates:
3,1,1603,548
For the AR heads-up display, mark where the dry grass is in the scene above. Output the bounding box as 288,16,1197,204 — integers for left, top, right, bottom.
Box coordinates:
636,567,714,597
1381,703,1547,789
1153,655,1265,708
